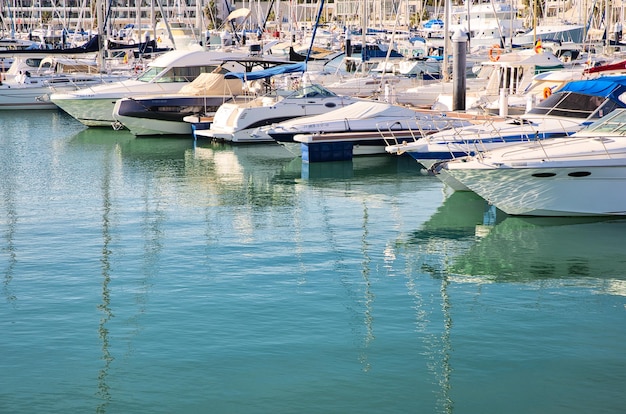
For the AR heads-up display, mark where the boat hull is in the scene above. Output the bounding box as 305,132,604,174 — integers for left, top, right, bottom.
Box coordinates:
0,75,130,111
113,96,229,136
0,85,58,110
445,165,626,216
51,81,186,126
52,96,122,126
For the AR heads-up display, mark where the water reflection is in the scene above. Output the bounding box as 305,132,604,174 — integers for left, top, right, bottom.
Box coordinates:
0,150,18,306
189,141,298,214
400,197,626,411
65,134,442,384
96,148,114,413
403,190,626,293
407,191,499,245
357,201,375,372
298,154,419,182
69,128,173,411
69,128,193,165
449,216,626,291
399,193,478,414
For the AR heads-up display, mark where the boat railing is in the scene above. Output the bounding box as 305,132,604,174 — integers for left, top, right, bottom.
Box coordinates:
377,120,421,146
378,115,467,147
442,116,586,159
520,135,620,163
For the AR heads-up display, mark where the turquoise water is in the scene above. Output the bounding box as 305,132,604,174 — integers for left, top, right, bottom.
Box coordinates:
1,111,625,413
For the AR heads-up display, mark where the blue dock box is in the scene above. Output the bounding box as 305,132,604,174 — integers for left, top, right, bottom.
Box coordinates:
301,142,353,162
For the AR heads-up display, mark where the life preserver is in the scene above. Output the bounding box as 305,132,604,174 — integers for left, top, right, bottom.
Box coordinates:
543,87,552,99
488,44,502,62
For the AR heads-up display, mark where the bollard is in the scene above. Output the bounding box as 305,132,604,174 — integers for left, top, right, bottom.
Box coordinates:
499,88,509,117
452,29,467,111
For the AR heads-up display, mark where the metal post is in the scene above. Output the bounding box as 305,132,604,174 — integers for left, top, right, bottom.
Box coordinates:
452,28,467,111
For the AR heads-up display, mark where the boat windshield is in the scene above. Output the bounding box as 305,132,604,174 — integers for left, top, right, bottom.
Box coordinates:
137,66,165,82
581,109,626,135
287,84,337,99
137,65,220,83
527,91,619,119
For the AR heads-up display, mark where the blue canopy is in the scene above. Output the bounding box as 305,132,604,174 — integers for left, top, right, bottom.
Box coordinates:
224,62,306,80
423,19,444,28
557,75,626,101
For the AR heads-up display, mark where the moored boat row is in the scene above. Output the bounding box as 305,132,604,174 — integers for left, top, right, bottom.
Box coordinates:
7,26,626,217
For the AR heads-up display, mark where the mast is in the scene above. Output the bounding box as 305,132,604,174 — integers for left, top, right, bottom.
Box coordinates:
443,0,450,82
97,0,105,71
305,0,324,63
362,0,367,75
467,0,471,50
154,0,176,48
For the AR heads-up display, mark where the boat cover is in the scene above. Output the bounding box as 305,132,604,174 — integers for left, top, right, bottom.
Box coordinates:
178,73,244,96
556,75,626,101
277,101,419,129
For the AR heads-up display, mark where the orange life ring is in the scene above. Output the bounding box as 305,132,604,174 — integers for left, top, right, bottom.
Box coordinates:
488,44,502,62
543,87,552,99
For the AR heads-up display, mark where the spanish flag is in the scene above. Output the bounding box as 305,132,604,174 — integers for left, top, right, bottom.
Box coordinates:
534,40,542,54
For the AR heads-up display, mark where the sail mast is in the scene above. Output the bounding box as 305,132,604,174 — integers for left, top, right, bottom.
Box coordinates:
443,0,450,82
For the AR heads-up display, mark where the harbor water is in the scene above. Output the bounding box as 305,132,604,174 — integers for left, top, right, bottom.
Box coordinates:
1,111,625,413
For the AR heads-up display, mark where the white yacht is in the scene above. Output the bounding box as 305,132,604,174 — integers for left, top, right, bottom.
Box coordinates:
512,23,586,47
441,108,626,216
452,0,527,48
200,82,360,143
264,100,472,157
0,55,131,110
50,48,249,127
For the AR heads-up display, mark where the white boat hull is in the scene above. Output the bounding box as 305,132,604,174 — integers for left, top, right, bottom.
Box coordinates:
114,113,192,136
0,85,58,110
445,165,626,216
52,96,123,126
0,76,130,111
51,82,184,126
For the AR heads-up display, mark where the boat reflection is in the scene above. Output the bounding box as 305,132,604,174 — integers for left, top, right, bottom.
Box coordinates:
68,128,194,162
448,216,626,293
298,154,418,181
399,191,504,279
406,191,503,244
403,191,626,295
397,192,495,414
